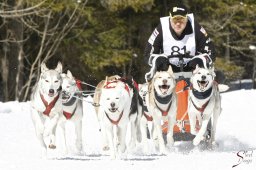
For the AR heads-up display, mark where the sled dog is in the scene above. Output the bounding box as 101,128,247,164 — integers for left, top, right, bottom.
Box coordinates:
188,65,222,146
57,70,83,154
93,75,121,120
30,62,62,158
97,77,139,159
147,66,177,153
138,83,156,154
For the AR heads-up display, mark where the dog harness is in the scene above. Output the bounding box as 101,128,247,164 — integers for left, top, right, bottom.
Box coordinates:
190,98,210,115
40,93,60,116
63,105,77,120
105,111,124,125
103,80,130,96
154,90,173,117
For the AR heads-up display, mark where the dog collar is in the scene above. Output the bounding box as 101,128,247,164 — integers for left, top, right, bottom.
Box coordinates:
154,89,173,104
192,87,212,99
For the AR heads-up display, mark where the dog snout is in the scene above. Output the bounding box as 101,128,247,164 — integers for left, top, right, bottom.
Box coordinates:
110,102,115,108
49,89,55,94
162,79,167,84
201,75,206,80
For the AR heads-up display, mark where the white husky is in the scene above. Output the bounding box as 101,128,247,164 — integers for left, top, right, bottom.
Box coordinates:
30,62,62,158
188,65,225,147
98,79,134,159
57,70,83,155
147,66,177,153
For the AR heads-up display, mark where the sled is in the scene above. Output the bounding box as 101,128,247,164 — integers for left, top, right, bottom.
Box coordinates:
162,79,195,141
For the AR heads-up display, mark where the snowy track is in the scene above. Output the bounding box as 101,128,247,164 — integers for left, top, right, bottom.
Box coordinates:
0,90,256,170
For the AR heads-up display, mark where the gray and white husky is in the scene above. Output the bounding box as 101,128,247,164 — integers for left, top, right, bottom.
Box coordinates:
30,62,63,158
57,70,83,155
188,65,226,147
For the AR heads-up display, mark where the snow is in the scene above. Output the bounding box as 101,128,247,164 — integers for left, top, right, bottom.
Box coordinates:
0,89,256,170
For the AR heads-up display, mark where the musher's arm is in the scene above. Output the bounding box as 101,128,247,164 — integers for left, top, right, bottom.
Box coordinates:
144,24,163,64
194,20,216,62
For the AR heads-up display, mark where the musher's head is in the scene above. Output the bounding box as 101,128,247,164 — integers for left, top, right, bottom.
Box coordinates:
169,4,188,36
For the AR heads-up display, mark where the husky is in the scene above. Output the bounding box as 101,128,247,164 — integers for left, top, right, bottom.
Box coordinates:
138,83,156,154
56,70,83,155
30,62,62,158
188,65,224,147
147,66,177,153
97,77,140,159
93,75,121,120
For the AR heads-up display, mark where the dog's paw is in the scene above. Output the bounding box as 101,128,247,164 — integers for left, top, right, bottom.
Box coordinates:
159,145,167,155
193,136,203,146
166,133,174,146
103,146,110,151
117,144,126,153
190,129,198,135
128,140,136,150
48,144,56,149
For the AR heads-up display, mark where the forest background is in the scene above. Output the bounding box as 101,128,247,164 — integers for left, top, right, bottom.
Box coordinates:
0,0,255,102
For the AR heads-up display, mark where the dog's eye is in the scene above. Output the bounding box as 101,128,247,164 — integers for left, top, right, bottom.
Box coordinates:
66,86,70,88
45,80,49,82
207,73,210,75
106,98,110,100
54,80,59,83
116,97,119,99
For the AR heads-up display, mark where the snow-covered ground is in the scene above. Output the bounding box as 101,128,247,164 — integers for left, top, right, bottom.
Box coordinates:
0,89,255,170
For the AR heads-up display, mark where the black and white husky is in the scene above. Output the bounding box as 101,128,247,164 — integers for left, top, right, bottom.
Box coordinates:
30,62,62,158
56,70,83,155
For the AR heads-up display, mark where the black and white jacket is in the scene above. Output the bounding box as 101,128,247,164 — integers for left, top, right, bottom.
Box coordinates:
144,13,215,73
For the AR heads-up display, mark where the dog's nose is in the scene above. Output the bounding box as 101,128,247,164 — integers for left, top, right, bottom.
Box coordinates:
49,89,54,94
163,79,167,84
201,75,206,80
110,102,115,108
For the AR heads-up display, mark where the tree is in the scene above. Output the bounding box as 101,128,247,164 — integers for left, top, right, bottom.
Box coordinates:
0,0,89,101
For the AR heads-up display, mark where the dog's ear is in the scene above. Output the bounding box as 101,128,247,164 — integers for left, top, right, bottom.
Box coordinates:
193,64,200,74
60,73,66,78
67,70,73,79
41,62,49,73
55,61,62,73
167,65,176,78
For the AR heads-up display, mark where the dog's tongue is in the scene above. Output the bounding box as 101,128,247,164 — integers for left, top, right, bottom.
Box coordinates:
160,85,168,93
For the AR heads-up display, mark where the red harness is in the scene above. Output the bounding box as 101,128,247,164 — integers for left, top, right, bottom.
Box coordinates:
155,100,172,117
105,111,124,125
40,93,60,116
103,80,130,96
191,99,210,117
143,112,153,121
63,105,77,120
